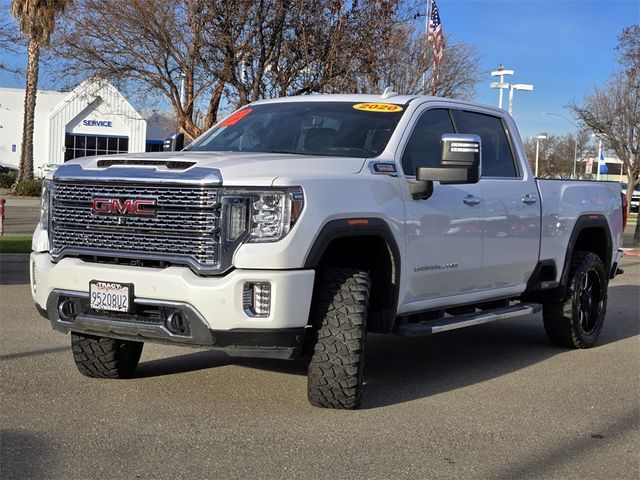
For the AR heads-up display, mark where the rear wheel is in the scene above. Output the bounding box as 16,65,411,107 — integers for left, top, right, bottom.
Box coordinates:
71,333,143,378
307,268,370,409
543,251,608,348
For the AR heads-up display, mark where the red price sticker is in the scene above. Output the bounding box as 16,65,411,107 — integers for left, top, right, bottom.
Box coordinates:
221,108,253,126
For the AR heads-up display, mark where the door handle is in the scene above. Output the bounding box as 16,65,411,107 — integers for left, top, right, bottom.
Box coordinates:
522,194,538,205
463,195,481,206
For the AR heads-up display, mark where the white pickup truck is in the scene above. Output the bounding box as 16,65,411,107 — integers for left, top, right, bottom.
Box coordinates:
31,93,626,409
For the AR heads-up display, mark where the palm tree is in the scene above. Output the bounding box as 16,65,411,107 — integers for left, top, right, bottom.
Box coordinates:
11,0,68,183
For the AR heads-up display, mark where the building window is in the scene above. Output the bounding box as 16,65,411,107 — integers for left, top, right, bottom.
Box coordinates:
146,140,164,152
64,134,129,161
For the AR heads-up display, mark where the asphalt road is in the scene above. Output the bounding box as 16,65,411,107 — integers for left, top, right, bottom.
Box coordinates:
1,254,638,480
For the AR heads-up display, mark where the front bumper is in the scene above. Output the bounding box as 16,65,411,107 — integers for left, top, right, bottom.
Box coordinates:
31,253,315,359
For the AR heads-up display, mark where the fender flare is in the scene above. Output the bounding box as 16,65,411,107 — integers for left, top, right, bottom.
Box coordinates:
303,217,401,333
558,214,613,292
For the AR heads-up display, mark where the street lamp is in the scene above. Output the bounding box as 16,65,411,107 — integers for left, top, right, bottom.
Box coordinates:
178,71,186,109
535,134,547,177
490,64,514,109
508,84,533,115
543,112,578,179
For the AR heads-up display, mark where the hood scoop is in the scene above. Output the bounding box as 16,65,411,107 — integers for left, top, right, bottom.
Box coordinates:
96,158,196,170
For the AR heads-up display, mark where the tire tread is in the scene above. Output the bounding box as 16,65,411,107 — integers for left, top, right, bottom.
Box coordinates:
307,268,370,409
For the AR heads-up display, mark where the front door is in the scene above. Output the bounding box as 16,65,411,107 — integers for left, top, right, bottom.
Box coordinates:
400,107,485,310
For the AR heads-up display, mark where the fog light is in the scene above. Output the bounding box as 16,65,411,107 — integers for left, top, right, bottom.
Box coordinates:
243,282,271,317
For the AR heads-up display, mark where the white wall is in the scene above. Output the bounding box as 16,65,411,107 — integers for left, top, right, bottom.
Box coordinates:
0,80,159,175
0,87,66,170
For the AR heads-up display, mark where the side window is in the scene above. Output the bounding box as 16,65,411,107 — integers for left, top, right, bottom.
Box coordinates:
454,110,517,177
401,109,455,175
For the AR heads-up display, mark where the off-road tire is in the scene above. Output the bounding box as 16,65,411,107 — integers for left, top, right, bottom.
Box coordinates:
71,333,143,378
307,268,370,409
543,251,608,348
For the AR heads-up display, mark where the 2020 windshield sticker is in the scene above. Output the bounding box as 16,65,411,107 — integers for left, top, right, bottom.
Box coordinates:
352,103,403,112
221,108,253,126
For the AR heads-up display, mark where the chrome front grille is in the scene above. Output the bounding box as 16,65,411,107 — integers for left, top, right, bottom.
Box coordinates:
51,182,221,272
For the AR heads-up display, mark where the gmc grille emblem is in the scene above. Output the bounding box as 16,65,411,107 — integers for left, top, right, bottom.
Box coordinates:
91,198,157,216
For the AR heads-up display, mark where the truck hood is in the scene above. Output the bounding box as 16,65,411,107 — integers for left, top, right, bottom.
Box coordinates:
61,151,367,186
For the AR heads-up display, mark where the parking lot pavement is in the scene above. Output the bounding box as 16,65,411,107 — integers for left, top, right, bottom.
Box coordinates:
0,195,40,235
1,255,638,480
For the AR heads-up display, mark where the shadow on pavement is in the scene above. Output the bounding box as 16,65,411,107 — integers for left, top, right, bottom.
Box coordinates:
0,430,50,480
0,255,30,285
490,409,638,479
133,283,638,409
0,346,69,362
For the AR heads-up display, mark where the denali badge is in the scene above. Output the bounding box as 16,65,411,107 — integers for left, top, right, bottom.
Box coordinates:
91,198,157,216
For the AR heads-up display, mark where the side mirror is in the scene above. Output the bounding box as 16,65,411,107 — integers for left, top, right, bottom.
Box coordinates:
416,134,481,184
163,133,185,152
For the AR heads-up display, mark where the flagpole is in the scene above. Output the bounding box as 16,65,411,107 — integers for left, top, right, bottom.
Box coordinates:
422,0,432,95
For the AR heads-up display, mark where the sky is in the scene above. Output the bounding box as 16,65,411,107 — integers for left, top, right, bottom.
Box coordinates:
1,0,638,141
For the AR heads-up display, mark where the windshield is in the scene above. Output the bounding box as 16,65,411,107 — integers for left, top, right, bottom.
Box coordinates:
188,101,406,158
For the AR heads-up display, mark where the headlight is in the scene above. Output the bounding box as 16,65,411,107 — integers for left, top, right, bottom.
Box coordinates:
221,187,304,243
39,179,51,231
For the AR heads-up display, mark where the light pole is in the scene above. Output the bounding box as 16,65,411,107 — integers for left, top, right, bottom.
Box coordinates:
508,84,533,115
543,112,579,179
490,64,514,109
178,71,186,109
596,137,603,181
535,134,547,177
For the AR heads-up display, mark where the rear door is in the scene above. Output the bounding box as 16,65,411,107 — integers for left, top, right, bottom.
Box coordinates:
453,109,540,289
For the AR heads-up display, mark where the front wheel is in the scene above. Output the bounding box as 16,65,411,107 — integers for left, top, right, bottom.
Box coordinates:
71,333,143,378
307,268,371,409
543,251,608,348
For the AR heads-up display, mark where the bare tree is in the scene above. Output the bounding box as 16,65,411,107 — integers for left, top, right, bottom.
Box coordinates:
360,25,481,99
53,0,225,140
11,0,68,183
0,12,24,75
570,25,639,222
522,131,594,179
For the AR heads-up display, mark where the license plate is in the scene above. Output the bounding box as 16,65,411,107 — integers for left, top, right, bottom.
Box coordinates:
89,281,133,312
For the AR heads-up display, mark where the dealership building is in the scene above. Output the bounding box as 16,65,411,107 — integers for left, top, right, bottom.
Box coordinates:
0,79,171,174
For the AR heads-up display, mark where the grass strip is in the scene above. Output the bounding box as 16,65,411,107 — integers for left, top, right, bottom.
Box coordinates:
0,235,32,254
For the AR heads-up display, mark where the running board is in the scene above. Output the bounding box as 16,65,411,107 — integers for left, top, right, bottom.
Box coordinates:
396,303,542,337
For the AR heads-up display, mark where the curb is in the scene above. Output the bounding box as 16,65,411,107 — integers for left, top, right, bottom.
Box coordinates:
621,248,640,257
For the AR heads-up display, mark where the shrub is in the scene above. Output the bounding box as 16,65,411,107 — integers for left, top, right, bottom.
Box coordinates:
14,178,43,197
0,171,18,188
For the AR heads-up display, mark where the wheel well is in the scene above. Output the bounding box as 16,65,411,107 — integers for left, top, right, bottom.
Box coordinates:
314,235,398,333
573,227,609,268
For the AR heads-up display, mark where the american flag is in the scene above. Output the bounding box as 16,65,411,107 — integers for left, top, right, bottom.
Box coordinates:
428,0,445,66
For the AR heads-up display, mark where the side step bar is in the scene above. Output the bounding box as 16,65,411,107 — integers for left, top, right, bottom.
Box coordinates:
396,303,542,337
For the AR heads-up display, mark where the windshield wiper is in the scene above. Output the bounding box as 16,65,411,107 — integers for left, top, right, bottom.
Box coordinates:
263,149,305,155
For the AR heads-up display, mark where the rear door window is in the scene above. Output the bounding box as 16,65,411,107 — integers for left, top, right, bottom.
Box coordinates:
453,110,518,178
